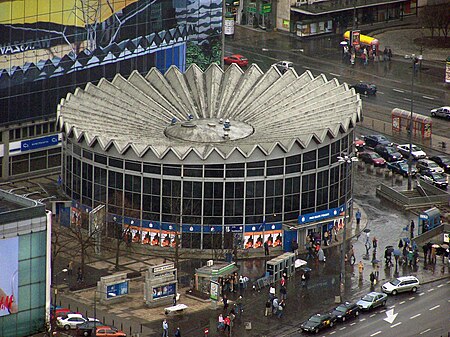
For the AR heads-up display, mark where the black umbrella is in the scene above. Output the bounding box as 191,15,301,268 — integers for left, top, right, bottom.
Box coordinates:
386,246,394,254
363,228,371,233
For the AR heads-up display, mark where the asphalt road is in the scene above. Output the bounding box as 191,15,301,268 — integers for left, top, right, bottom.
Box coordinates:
224,32,449,137
279,278,450,337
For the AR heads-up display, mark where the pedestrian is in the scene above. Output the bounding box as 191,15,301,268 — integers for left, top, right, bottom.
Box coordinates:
348,245,356,265
301,273,307,287
272,297,279,315
372,237,378,251
323,230,329,246
76,267,83,283
162,319,169,337
223,294,228,311
365,240,371,256
174,327,181,337
239,275,244,296
217,313,225,330
374,263,380,278
280,275,286,287
269,284,275,300
398,238,404,249
235,296,243,316
223,315,231,333
264,241,269,256
358,261,364,278
280,285,287,300
291,239,299,254
388,48,392,61
67,260,73,276
355,209,361,226
431,246,437,264
383,47,388,62
172,294,177,306
277,300,285,318
265,299,271,316
422,244,429,264
410,220,415,239
369,271,375,286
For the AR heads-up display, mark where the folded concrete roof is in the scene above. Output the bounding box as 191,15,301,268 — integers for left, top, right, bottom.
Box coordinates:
57,63,362,160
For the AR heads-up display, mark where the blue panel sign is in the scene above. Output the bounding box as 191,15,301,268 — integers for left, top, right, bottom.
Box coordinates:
264,222,282,231
106,280,129,298
182,224,201,233
21,134,60,152
152,283,176,299
298,205,345,224
226,225,243,233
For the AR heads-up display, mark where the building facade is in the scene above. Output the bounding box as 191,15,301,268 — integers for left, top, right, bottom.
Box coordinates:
0,0,223,181
59,64,361,250
0,191,50,337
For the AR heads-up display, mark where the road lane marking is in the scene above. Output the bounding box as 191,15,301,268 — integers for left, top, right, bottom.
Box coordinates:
403,98,412,102
302,66,311,69
360,318,366,322
389,305,396,309
339,327,346,330
408,297,415,300
399,301,405,304
370,314,376,317
410,313,421,319
329,72,341,77
387,100,397,105
377,91,384,94
379,309,386,313
391,322,402,328
429,305,440,311
370,331,382,336
350,322,356,326
428,288,434,292
393,89,405,93
420,328,431,335
437,284,444,288
447,280,450,284
419,292,425,296
329,331,336,335
422,96,435,100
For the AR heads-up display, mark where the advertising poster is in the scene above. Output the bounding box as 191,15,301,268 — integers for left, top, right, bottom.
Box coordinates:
71,206,81,226
106,280,129,298
264,230,283,248
243,230,264,249
141,228,162,245
161,230,179,248
152,283,176,299
0,237,19,316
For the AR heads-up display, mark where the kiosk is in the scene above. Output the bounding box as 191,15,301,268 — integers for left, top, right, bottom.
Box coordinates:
144,262,178,307
266,252,295,282
418,207,441,234
194,260,238,295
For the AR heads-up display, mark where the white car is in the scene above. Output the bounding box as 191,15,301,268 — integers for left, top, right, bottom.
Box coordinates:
56,313,98,330
430,106,450,119
416,159,444,174
396,144,427,160
273,60,294,74
382,276,419,295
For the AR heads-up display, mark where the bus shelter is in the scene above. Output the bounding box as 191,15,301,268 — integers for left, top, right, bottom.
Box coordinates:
343,30,379,53
392,108,432,139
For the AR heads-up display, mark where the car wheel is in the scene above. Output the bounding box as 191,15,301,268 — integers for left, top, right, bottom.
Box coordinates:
431,112,436,117
64,325,70,331
355,310,360,317
342,316,346,322
330,321,334,328
411,287,417,293
83,331,89,337
364,90,368,95
392,290,398,296
383,300,387,306
315,328,319,334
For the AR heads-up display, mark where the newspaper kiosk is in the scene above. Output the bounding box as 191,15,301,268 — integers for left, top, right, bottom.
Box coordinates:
266,252,295,282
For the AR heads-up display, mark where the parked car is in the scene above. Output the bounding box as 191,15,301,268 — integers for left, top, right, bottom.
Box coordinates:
356,292,387,311
363,134,392,148
382,276,420,295
350,82,377,95
354,138,366,152
429,155,450,173
223,54,248,67
374,144,403,162
386,160,417,177
416,159,444,174
418,171,448,189
300,313,336,334
358,151,386,167
76,321,105,336
329,302,360,322
430,106,450,119
273,60,294,73
396,144,427,160
94,326,127,337
57,314,96,330
51,307,72,321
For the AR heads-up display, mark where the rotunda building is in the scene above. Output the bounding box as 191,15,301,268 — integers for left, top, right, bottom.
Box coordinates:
58,63,361,250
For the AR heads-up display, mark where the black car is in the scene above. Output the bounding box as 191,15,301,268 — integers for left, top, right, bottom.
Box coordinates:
76,321,104,337
330,302,360,322
363,134,392,149
418,171,448,189
429,155,450,173
374,144,403,162
386,160,418,177
300,313,336,334
350,82,377,95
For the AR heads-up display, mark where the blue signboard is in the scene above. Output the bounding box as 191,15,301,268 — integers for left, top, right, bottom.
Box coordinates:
21,134,60,152
106,280,129,298
152,283,176,299
182,224,201,233
298,205,345,225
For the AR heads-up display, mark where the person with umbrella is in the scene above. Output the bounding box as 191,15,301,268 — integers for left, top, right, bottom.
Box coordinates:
393,248,401,269
385,246,393,267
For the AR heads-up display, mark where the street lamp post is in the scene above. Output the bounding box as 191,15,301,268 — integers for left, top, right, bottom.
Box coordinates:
52,268,68,332
405,54,419,191
337,153,358,300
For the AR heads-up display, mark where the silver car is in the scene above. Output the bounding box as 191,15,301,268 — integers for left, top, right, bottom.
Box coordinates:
356,292,387,310
382,276,420,295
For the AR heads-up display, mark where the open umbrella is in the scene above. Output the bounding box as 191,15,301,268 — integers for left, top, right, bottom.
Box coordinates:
363,228,371,233
393,249,401,256
295,259,307,269
340,41,348,46
431,244,440,248
386,246,394,254
403,237,410,245
441,243,449,249
371,258,380,264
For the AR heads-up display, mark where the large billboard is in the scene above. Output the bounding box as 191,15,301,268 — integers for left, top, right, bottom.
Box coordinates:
0,0,222,125
0,237,19,317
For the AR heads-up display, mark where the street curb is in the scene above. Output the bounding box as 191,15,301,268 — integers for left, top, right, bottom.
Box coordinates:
421,274,450,285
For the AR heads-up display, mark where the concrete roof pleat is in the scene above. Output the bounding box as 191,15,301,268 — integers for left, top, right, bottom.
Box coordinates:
58,66,361,160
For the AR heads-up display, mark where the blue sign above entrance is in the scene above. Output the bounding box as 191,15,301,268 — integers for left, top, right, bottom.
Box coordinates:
298,206,345,225
21,134,60,152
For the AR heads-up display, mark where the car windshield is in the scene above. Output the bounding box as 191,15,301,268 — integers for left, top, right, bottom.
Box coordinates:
335,305,347,313
411,145,421,151
441,157,450,164
310,316,322,323
431,172,445,179
370,153,381,159
428,162,439,168
386,147,397,154
390,279,401,286
361,295,374,302
399,163,408,170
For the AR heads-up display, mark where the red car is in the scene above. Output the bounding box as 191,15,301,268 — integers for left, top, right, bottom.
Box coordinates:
94,326,127,337
358,151,386,167
224,54,248,67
